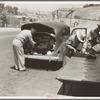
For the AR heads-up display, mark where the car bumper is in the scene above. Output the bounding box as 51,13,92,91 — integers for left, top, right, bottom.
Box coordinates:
24,54,59,61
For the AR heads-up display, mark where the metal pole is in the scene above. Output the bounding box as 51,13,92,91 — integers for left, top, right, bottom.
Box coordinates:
70,6,74,27
70,12,72,27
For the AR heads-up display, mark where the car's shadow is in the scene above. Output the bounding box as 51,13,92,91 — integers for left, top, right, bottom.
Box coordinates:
25,58,63,71
57,81,100,97
57,54,100,97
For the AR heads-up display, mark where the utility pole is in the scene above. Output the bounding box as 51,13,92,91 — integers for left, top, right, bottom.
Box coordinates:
70,6,74,27
70,12,72,27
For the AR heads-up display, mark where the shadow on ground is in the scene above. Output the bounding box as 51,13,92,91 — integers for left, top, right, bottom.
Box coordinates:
10,66,19,71
25,58,63,71
58,81,100,97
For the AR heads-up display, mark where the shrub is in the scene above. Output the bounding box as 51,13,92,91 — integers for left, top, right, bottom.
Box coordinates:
74,15,81,19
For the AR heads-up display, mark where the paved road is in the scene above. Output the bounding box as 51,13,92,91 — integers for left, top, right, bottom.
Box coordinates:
0,28,63,97
2,28,99,97
0,28,20,53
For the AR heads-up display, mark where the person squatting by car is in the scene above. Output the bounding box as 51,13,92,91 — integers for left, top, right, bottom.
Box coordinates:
56,29,86,66
63,29,86,65
12,27,36,71
57,24,100,66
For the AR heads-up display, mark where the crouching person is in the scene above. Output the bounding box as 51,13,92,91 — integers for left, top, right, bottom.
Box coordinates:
12,27,36,71
63,30,86,66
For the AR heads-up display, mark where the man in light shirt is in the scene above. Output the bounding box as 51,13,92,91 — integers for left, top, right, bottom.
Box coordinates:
57,30,86,66
12,27,36,71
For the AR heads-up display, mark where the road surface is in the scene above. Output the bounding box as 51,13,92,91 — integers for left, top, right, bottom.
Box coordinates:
0,28,63,97
1,27,99,97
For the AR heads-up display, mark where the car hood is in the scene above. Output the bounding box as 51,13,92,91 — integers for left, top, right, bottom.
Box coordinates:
21,23,55,34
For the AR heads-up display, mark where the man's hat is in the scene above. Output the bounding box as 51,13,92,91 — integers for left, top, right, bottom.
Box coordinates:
76,30,86,43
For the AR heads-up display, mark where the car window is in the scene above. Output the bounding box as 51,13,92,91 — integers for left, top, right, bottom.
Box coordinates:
62,27,70,37
66,27,70,35
71,28,87,35
62,28,66,37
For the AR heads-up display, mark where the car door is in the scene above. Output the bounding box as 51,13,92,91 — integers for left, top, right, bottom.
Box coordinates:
71,28,87,51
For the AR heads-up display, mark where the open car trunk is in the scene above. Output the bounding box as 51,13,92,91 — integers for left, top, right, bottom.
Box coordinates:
24,32,59,61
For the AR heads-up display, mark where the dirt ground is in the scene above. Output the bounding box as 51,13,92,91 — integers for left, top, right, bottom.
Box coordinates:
0,19,100,97
0,48,65,97
0,28,66,98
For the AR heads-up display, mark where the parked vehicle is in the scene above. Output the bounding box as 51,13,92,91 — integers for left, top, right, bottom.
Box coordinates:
22,21,87,64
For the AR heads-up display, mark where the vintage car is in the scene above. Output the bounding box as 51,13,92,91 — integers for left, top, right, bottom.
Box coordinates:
22,22,87,66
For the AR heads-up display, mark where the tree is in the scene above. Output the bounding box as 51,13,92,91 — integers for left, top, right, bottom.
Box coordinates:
12,7,18,15
22,17,26,21
0,11,9,27
83,4,95,8
5,6,13,13
52,11,56,20
74,15,81,19
0,3,4,13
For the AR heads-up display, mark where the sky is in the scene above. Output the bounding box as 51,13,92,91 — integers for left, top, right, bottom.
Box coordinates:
2,1,100,12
